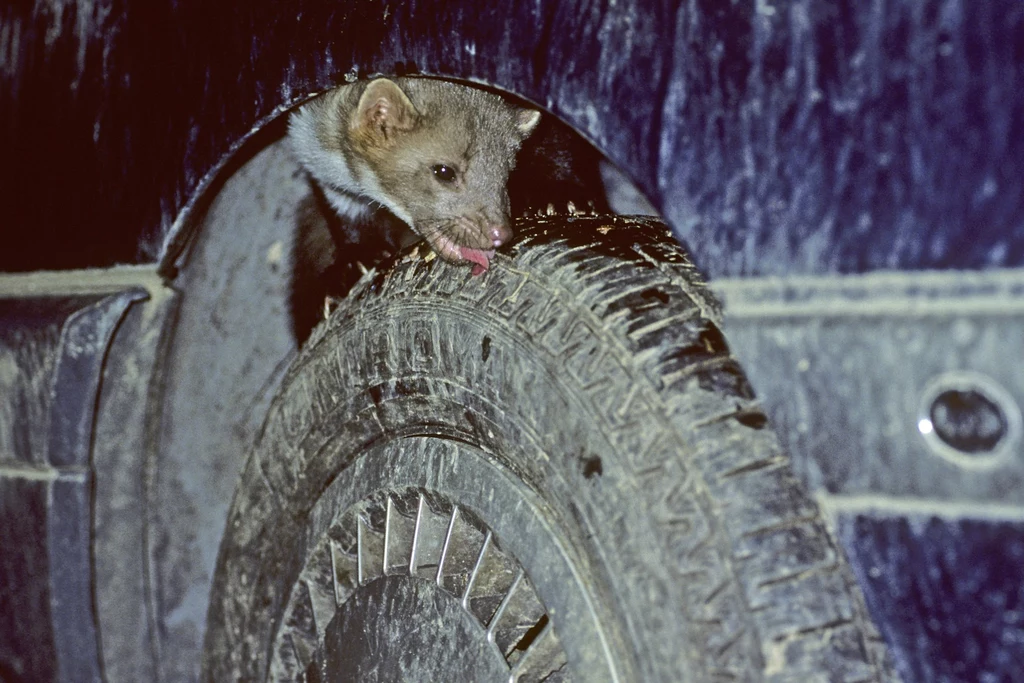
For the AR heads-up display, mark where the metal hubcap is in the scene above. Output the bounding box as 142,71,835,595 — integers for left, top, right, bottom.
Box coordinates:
270,488,568,682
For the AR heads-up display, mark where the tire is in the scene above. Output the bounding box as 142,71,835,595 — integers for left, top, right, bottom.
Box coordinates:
202,215,894,682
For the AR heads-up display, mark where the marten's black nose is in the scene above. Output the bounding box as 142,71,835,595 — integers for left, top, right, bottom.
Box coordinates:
489,223,512,247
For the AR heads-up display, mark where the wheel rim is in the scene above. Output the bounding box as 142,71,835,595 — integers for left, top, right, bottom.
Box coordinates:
268,437,629,683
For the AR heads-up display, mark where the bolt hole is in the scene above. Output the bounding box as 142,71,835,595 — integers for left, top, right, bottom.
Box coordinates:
927,388,1008,455
918,372,1022,466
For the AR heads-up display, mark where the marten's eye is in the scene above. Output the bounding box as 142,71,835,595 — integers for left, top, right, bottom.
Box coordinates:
432,164,458,184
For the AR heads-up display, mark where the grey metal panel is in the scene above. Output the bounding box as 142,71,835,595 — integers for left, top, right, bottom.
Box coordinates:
46,289,145,683
716,268,1024,507
91,284,179,683
0,271,164,683
148,138,303,681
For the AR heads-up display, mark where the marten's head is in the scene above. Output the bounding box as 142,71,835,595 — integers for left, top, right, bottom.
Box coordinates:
346,78,539,274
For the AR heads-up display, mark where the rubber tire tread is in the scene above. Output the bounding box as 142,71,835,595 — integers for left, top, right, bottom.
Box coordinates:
202,215,896,682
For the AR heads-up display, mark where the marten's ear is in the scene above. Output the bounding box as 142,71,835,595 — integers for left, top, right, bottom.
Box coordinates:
516,109,542,140
352,79,419,144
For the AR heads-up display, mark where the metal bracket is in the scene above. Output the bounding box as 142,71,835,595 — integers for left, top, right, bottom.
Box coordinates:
716,267,1024,518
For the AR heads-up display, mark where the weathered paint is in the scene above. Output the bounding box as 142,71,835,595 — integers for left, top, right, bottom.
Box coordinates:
1,0,1022,275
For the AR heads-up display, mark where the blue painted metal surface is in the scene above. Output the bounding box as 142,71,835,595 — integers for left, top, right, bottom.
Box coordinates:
840,515,1024,681
1,1,1022,276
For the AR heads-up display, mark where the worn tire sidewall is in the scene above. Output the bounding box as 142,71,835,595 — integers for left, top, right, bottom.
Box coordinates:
207,257,722,681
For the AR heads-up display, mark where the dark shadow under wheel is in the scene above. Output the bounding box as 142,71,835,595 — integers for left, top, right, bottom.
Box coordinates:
201,215,895,682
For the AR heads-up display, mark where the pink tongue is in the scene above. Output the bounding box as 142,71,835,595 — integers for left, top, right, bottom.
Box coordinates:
459,247,495,276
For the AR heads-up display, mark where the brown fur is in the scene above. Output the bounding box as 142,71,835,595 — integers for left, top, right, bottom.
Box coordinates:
289,77,540,267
